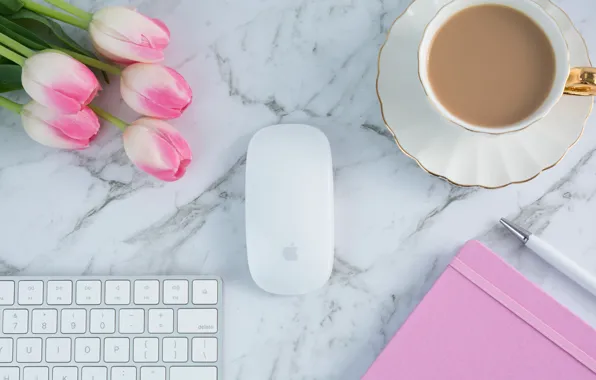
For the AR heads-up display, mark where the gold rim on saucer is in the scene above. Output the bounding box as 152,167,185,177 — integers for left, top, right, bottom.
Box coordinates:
376,0,593,189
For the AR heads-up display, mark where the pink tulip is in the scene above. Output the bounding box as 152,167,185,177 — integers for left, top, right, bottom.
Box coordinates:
89,6,170,63
120,63,192,119
123,118,192,181
22,51,100,114
21,101,100,150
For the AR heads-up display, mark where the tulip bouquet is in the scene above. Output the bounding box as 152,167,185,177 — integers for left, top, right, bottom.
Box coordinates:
0,0,193,181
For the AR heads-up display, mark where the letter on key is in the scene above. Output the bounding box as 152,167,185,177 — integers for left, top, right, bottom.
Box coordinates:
178,309,218,333
0,368,19,380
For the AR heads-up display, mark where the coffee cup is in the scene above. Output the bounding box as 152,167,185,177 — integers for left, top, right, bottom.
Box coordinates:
418,0,596,134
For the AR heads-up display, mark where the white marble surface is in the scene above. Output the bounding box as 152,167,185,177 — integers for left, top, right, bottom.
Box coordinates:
1,0,596,378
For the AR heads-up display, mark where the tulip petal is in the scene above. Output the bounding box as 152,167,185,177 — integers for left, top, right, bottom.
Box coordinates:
91,32,165,63
90,6,169,63
22,52,101,113
123,118,192,181
21,102,100,150
120,64,192,119
22,78,83,114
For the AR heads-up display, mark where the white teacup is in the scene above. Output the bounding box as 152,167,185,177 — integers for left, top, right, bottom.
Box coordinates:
418,0,596,134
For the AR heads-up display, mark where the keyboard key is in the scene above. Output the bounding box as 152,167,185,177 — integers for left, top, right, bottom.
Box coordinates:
111,367,136,380
0,281,14,305
46,338,71,363
18,281,43,305
53,367,77,380
134,280,159,305
119,309,145,334
90,309,116,334
82,366,107,380
0,368,19,380
178,309,218,333
133,338,159,363
163,280,188,304
162,338,187,363
3,309,28,334
192,280,218,304
76,281,101,305
16,338,42,363
170,366,217,379
141,367,165,380
75,338,100,363
47,281,72,305
105,281,130,305
0,338,13,362
192,337,218,362
23,367,48,380
32,309,58,334
104,338,130,363
61,309,86,334
148,309,174,333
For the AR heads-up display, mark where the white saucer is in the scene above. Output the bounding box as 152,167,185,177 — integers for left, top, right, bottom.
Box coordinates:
377,0,593,188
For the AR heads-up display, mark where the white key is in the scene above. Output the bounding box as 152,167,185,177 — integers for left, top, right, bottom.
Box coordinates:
105,281,130,305
0,368,19,380
192,337,218,362
75,338,100,363
148,309,174,333
140,367,165,380
104,338,130,363
0,338,13,362
90,309,115,334
170,367,217,379
2,309,28,334
111,367,136,380
82,367,107,380
46,338,71,363
0,281,14,305
119,309,145,334
32,309,58,334
61,309,86,334
133,338,159,363
134,280,159,305
18,281,43,305
192,280,218,304
76,281,101,305
53,367,77,380
16,338,42,363
23,367,49,380
162,338,187,363
47,281,72,305
163,280,188,305
178,309,218,333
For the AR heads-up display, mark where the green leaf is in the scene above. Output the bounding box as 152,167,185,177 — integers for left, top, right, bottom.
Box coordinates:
9,9,92,56
0,64,22,92
6,10,110,83
0,0,23,16
0,15,50,50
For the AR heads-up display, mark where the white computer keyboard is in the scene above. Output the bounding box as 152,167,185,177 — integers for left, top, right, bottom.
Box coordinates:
0,276,223,380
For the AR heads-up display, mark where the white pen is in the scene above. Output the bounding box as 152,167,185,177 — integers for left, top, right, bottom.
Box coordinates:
500,218,596,297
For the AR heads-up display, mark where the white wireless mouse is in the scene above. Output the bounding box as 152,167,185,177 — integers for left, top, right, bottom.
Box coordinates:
245,124,334,295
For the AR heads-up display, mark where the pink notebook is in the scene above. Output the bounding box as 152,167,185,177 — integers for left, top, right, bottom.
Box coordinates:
363,240,596,379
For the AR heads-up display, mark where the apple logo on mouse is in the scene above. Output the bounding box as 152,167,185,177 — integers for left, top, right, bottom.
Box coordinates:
282,244,298,261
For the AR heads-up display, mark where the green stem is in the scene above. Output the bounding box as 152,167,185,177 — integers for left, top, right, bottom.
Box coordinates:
53,48,121,75
22,0,90,29
89,104,128,131
0,32,34,58
0,44,25,66
0,96,23,114
43,0,93,24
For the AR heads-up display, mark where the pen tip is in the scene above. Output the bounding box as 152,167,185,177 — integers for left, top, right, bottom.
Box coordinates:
499,218,531,244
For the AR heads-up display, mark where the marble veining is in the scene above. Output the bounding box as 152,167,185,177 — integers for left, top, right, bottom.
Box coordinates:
1,0,596,379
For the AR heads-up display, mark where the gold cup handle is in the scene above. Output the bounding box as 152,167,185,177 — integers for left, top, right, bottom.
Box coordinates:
565,67,596,96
